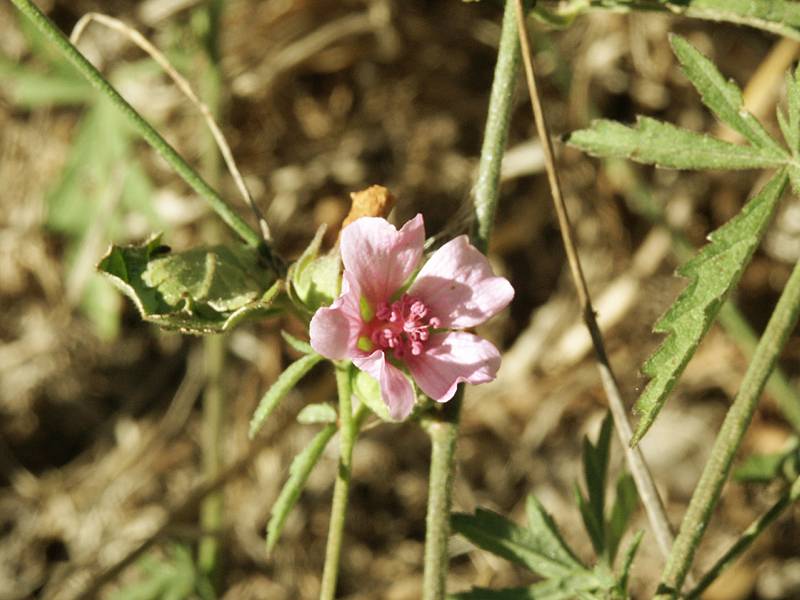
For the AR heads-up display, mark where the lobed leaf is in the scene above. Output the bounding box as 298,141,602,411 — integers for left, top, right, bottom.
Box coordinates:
669,34,785,155
99,234,281,336
567,117,786,171
266,424,337,553
249,352,324,438
632,171,789,443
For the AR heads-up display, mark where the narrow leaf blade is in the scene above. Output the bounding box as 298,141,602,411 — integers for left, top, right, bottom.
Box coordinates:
266,424,337,552
633,171,788,443
606,473,639,563
297,402,338,425
249,352,324,437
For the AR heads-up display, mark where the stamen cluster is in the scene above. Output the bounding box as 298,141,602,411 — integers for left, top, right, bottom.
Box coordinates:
368,295,441,358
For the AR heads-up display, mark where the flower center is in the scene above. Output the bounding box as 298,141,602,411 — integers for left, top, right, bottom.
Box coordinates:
364,294,440,359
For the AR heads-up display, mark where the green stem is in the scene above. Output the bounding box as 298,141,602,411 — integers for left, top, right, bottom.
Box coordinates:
199,334,225,587
539,0,800,40
197,1,226,588
10,0,262,248
319,365,367,600
657,197,800,597
471,0,521,255
686,475,800,599
421,3,521,597
421,392,462,600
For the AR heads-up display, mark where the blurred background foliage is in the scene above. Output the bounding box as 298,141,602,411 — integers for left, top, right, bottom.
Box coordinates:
1,0,799,598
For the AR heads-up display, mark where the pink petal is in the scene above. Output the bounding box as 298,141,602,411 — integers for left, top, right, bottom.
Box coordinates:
405,332,501,402
409,235,513,328
354,350,416,420
340,214,425,305
310,272,363,360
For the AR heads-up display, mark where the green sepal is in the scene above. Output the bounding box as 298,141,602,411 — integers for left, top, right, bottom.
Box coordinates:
288,224,341,313
352,368,395,423
98,234,281,335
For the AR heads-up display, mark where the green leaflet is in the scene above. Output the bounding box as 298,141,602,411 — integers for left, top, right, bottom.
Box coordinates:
669,34,785,155
296,402,338,425
632,172,789,443
98,234,281,336
265,423,337,553
248,352,324,438
569,35,798,443
568,117,785,171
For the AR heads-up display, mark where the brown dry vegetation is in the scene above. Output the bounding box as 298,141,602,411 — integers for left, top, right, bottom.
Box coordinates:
1,1,800,599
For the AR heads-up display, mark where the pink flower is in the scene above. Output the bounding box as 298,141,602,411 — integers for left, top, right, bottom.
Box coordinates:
309,214,514,420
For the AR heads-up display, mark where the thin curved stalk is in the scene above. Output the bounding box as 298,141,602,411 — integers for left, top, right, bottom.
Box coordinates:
10,0,263,249
513,0,676,563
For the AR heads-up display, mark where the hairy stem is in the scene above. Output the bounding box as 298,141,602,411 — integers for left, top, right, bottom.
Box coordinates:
686,475,800,598
421,392,462,600
421,3,521,598
320,366,367,600
10,0,263,248
657,176,800,597
513,0,676,563
471,0,521,255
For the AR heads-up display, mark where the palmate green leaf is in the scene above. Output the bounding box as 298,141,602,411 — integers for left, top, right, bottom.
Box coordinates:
452,504,585,579
632,171,789,443
567,117,785,171
266,423,337,553
669,34,785,155
249,351,324,437
99,234,281,336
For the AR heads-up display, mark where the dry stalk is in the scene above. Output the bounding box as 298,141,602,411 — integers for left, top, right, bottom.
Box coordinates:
512,0,676,564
